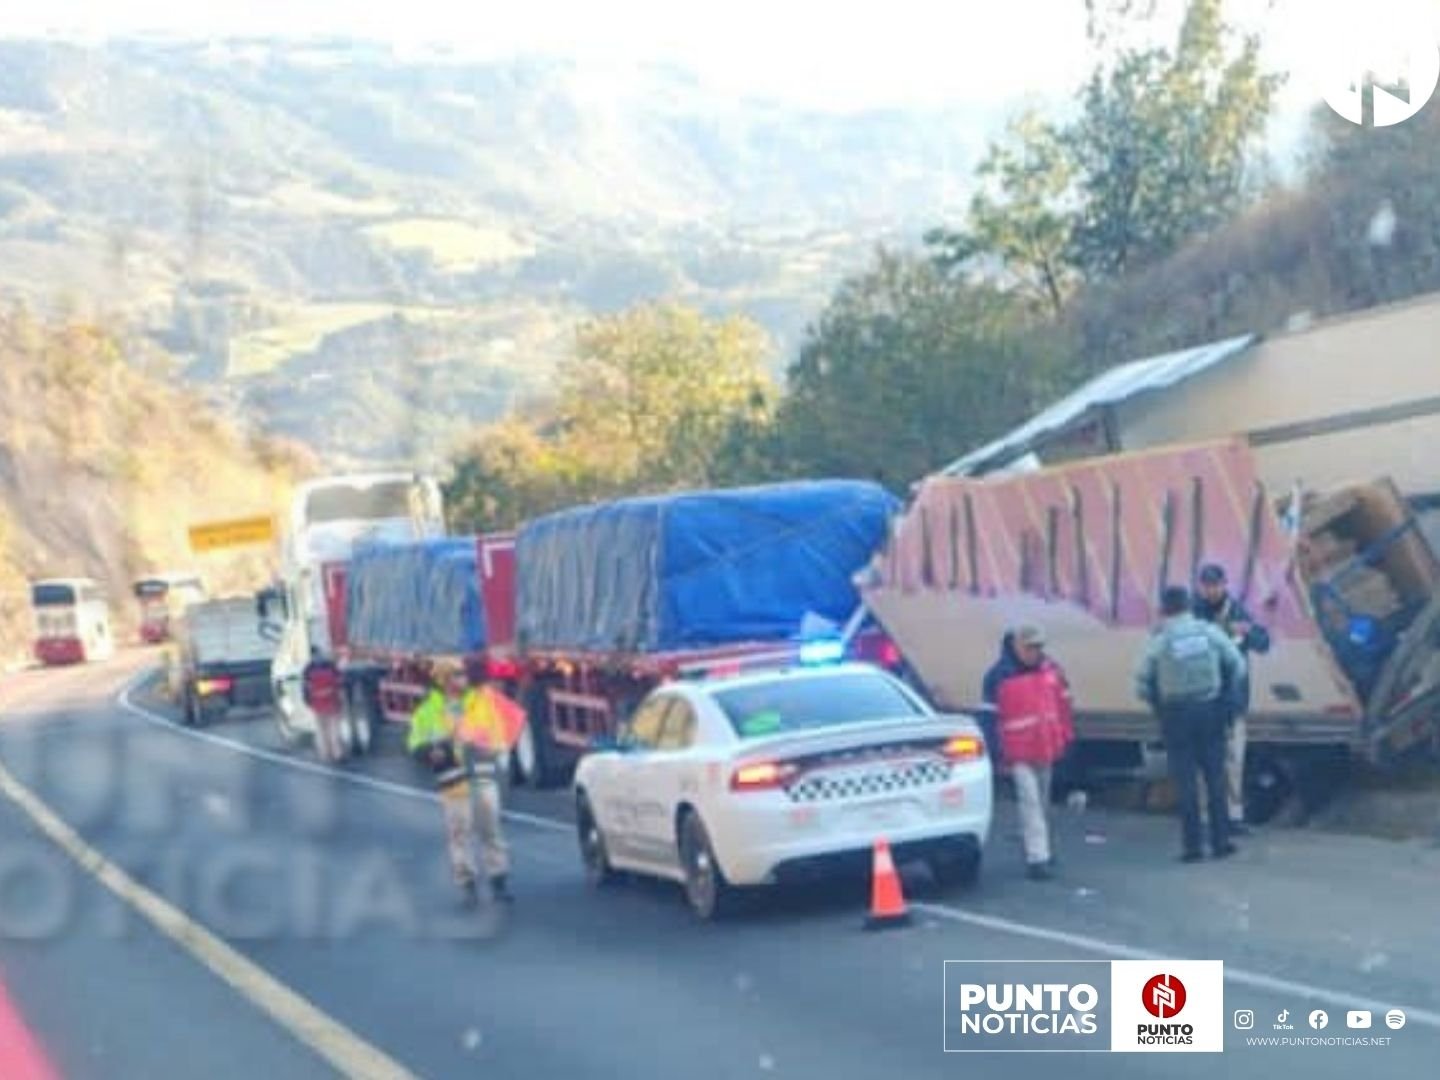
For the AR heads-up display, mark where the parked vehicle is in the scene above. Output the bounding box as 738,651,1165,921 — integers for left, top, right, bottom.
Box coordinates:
573,661,992,920
177,598,279,725
258,473,445,754
510,480,904,786
312,533,517,764
303,479,903,784
133,573,207,644
31,578,115,666
862,439,1440,821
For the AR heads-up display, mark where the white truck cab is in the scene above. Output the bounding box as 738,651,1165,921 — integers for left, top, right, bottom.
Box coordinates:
261,473,445,746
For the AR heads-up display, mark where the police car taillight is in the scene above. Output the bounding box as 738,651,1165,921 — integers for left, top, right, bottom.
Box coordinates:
941,734,985,762
729,760,799,792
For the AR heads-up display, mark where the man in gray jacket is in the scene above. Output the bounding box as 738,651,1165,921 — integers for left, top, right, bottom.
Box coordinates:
1136,586,1247,862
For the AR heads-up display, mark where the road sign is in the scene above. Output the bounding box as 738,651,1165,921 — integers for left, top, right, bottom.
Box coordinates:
187,515,275,554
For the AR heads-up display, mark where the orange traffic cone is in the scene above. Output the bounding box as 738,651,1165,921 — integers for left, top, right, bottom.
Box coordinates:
864,838,911,930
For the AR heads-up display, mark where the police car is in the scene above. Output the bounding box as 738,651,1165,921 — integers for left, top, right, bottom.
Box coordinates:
573,660,993,919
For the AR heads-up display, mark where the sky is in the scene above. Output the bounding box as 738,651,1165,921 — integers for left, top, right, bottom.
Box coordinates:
2,0,1439,114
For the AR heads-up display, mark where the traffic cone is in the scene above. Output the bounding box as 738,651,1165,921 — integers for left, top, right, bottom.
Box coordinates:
864,838,911,930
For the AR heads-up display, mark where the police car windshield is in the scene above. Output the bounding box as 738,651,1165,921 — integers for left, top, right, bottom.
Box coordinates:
714,672,923,738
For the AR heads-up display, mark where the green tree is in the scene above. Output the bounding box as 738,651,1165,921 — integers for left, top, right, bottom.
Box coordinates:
446,303,777,532
931,0,1281,288
560,303,775,490
775,250,1056,489
1067,0,1282,277
927,112,1076,315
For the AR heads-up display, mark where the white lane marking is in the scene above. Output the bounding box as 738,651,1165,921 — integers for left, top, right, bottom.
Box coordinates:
115,677,573,834
0,757,416,1079
913,901,1440,1032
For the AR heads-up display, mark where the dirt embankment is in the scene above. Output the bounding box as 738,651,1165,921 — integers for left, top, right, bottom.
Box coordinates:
0,311,314,662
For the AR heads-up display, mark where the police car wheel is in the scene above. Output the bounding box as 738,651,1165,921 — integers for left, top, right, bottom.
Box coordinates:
576,794,615,888
929,843,982,891
679,811,732,921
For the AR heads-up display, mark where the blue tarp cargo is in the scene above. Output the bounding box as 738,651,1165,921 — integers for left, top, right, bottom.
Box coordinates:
347,538,486,655
516,480,898,653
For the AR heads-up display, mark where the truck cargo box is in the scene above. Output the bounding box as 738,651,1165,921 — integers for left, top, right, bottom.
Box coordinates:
862,439,1440,760
516,480,898,654
346,538,487,656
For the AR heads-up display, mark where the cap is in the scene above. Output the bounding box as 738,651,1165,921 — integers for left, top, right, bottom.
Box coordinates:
1198,563,1228,585
1013,623,1047,648
431,657,466,680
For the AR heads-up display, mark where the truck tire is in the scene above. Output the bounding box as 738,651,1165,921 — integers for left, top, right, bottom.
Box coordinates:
509,720,540,788
522,681,568,789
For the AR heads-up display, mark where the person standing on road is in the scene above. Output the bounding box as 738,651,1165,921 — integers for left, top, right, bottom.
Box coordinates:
1136,586,1246,863
1194,563,1270,835
983,624,1075,881
407,658,513,906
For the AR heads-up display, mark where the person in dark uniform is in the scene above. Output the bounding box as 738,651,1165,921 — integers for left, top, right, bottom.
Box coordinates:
1193,563,1270,835
1136,586,1246,862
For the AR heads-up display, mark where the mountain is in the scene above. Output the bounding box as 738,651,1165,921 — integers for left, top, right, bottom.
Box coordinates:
0,37,997,464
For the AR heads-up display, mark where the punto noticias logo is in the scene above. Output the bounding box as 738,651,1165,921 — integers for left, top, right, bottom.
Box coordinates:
1142,974,1187,1019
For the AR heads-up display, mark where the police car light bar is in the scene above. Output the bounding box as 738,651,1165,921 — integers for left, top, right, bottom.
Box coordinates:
798,638,845,666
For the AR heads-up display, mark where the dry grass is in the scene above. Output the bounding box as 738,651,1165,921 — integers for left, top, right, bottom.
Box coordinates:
363,218,534,271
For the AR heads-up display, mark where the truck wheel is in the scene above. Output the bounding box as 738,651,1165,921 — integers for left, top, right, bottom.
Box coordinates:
1244,751,1295,826
510,721,539,787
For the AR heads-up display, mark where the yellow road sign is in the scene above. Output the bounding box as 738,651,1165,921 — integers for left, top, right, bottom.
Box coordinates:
188,515,276,554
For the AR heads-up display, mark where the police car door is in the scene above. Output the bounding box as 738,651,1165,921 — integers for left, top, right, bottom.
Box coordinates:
631,696,701,872
601,694,671,864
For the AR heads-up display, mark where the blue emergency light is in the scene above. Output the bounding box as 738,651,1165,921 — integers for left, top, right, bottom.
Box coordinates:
798,638,845,666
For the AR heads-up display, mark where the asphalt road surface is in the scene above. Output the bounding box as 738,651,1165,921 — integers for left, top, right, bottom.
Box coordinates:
2,651,1438,1079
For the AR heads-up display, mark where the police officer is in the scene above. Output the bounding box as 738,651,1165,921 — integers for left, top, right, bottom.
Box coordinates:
1193,563,1270,835
1136,586,1246,863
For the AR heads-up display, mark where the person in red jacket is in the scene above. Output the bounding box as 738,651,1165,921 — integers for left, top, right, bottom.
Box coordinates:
982,624,1075,880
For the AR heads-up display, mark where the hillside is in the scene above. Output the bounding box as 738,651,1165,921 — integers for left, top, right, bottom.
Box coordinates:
0,38,994,464
0,309,310,663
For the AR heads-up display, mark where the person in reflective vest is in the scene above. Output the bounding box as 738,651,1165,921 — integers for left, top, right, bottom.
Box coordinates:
1136,586,1246,863
408,658,515,906
983,624,1074,880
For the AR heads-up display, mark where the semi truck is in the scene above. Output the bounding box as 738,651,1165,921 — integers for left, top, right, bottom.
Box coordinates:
861,439,1440,820
304,479,903,784
258,473,446,759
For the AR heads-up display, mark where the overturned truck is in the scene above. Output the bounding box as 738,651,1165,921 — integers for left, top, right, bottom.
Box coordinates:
862,439,1440,820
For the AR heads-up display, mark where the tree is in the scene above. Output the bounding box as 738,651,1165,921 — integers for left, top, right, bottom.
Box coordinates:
446,303,777,532
560,303,775,490
775,250,1057,489
927,112,1076,315
1067,0,1282,277
931,0,1281,288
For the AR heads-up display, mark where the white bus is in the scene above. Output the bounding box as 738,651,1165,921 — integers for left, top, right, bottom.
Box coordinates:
31,577,116,665
134,572,208,643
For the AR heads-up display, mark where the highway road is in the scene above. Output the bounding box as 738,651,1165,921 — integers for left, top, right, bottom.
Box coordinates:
2,651,1438,1079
